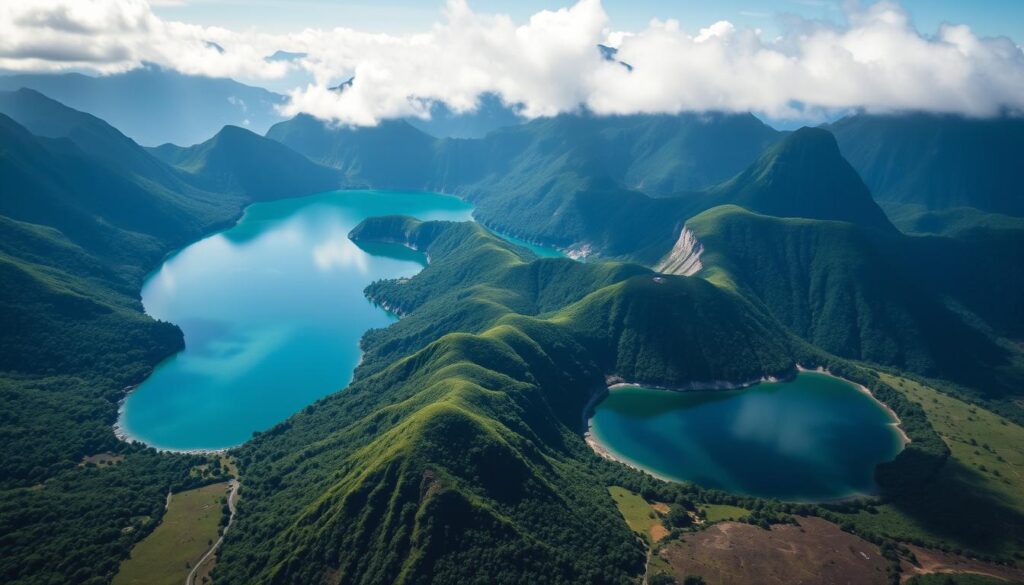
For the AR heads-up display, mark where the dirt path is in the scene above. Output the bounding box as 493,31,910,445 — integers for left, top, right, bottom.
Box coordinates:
901,545,1024,583
185,479,239,585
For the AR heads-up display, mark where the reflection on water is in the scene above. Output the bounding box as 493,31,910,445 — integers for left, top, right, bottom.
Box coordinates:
589,372,904,501
119,191,473,451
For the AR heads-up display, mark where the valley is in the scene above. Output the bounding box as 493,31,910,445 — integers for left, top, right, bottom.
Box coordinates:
1,37,1023,585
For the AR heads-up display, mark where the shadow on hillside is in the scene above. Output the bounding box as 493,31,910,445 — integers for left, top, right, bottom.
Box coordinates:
887,457,1023,555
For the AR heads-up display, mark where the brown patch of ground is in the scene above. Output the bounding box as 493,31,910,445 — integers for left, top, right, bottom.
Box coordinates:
661,516,889,585
79,453,125,467
651,502,671,515
650,524,670,543
901,545,1024,583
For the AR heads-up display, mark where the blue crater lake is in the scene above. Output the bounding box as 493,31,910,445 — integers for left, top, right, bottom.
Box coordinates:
588,372,906,501
119,190,553,451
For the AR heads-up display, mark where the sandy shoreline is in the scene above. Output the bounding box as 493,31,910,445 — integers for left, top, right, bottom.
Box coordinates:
114,384,233,455
583,365,912,491
795,365,912,446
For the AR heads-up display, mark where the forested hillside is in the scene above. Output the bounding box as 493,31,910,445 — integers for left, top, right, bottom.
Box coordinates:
0,92,316,584
685,206,1021,392
150,125,342,199
214,218,804,584
828,113,1024,216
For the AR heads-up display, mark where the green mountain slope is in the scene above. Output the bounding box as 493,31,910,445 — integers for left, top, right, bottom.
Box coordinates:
828,113,1024,216
0,112,241,270
151,125,342,199
214,218,802,584
267,115,905,261
0,66,288,146
266,114,439,188
0,101,270,584
265,111,782,258
703,128,897,234
686,205,1020,393
0,88,187,191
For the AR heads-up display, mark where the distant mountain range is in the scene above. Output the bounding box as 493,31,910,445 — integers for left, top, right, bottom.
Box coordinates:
265,112,892,258
0,66,288,147
829,113,1024,216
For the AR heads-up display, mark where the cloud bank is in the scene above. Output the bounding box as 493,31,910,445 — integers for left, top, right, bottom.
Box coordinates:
2,0,1024,124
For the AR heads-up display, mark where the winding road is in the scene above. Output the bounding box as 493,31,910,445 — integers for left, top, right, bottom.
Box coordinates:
186,479,239,585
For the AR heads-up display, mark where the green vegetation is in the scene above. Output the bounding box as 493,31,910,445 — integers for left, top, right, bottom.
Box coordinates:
881,203,1024,237
3,88,1023,584
699,504,750,523
0,90,274,584
703,127,896,234
829,113,1024,216
150,125,342,199
608,486,663,542
267,111,783,261
213,218,808,584
112,482,229,585
0,451,215,585
686,205,1024,395
832,375,1024,559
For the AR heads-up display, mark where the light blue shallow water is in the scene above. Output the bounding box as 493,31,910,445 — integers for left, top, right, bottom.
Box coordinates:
119,190,483,450
589,372,905,501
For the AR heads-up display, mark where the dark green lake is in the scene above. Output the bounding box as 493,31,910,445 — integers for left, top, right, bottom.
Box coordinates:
118,190,553,451
589,372,905,501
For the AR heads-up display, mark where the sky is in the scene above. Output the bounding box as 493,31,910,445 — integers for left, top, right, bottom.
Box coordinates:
150,0,1024,41
2,0,1024,125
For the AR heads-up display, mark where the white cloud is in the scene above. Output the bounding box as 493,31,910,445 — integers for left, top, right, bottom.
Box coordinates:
1,0,1023,124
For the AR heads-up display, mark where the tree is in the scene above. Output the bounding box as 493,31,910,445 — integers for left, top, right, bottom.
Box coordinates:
665,506,693,529
683,576,706,585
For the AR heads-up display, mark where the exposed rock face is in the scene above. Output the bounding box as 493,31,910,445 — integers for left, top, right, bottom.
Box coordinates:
655,227,703,276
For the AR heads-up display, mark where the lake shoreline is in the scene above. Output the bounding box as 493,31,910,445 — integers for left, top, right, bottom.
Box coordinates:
582,365,910,501
114,190,566,453
115,385,234,455
795,365,912,446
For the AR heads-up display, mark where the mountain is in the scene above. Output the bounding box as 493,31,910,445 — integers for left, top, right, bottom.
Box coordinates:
0,66,287,146
404,92,526,139
0,88,186,191
266,114,438,188
266,114,907,261
828,113,1024,216
151,125,342,199
0,106,248,583
684,205,1020,392
214,218,801,584
266,110,783,258
703,127,897,234
0,104,241,267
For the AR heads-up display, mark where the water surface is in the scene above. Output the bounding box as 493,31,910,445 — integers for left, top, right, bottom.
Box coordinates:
120,191,476,450
589,372,904,501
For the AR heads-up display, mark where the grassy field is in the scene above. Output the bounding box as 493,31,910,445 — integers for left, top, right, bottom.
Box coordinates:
881,374,1023,510
608,486,665,543
837,374,1024,558
699,504,750,523
112,482,228,585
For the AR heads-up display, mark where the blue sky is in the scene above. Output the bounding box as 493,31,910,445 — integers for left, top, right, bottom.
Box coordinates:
154,0,1024,41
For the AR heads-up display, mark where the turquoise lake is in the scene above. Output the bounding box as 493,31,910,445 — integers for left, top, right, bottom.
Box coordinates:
589,372,905,501
119,190,499,451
